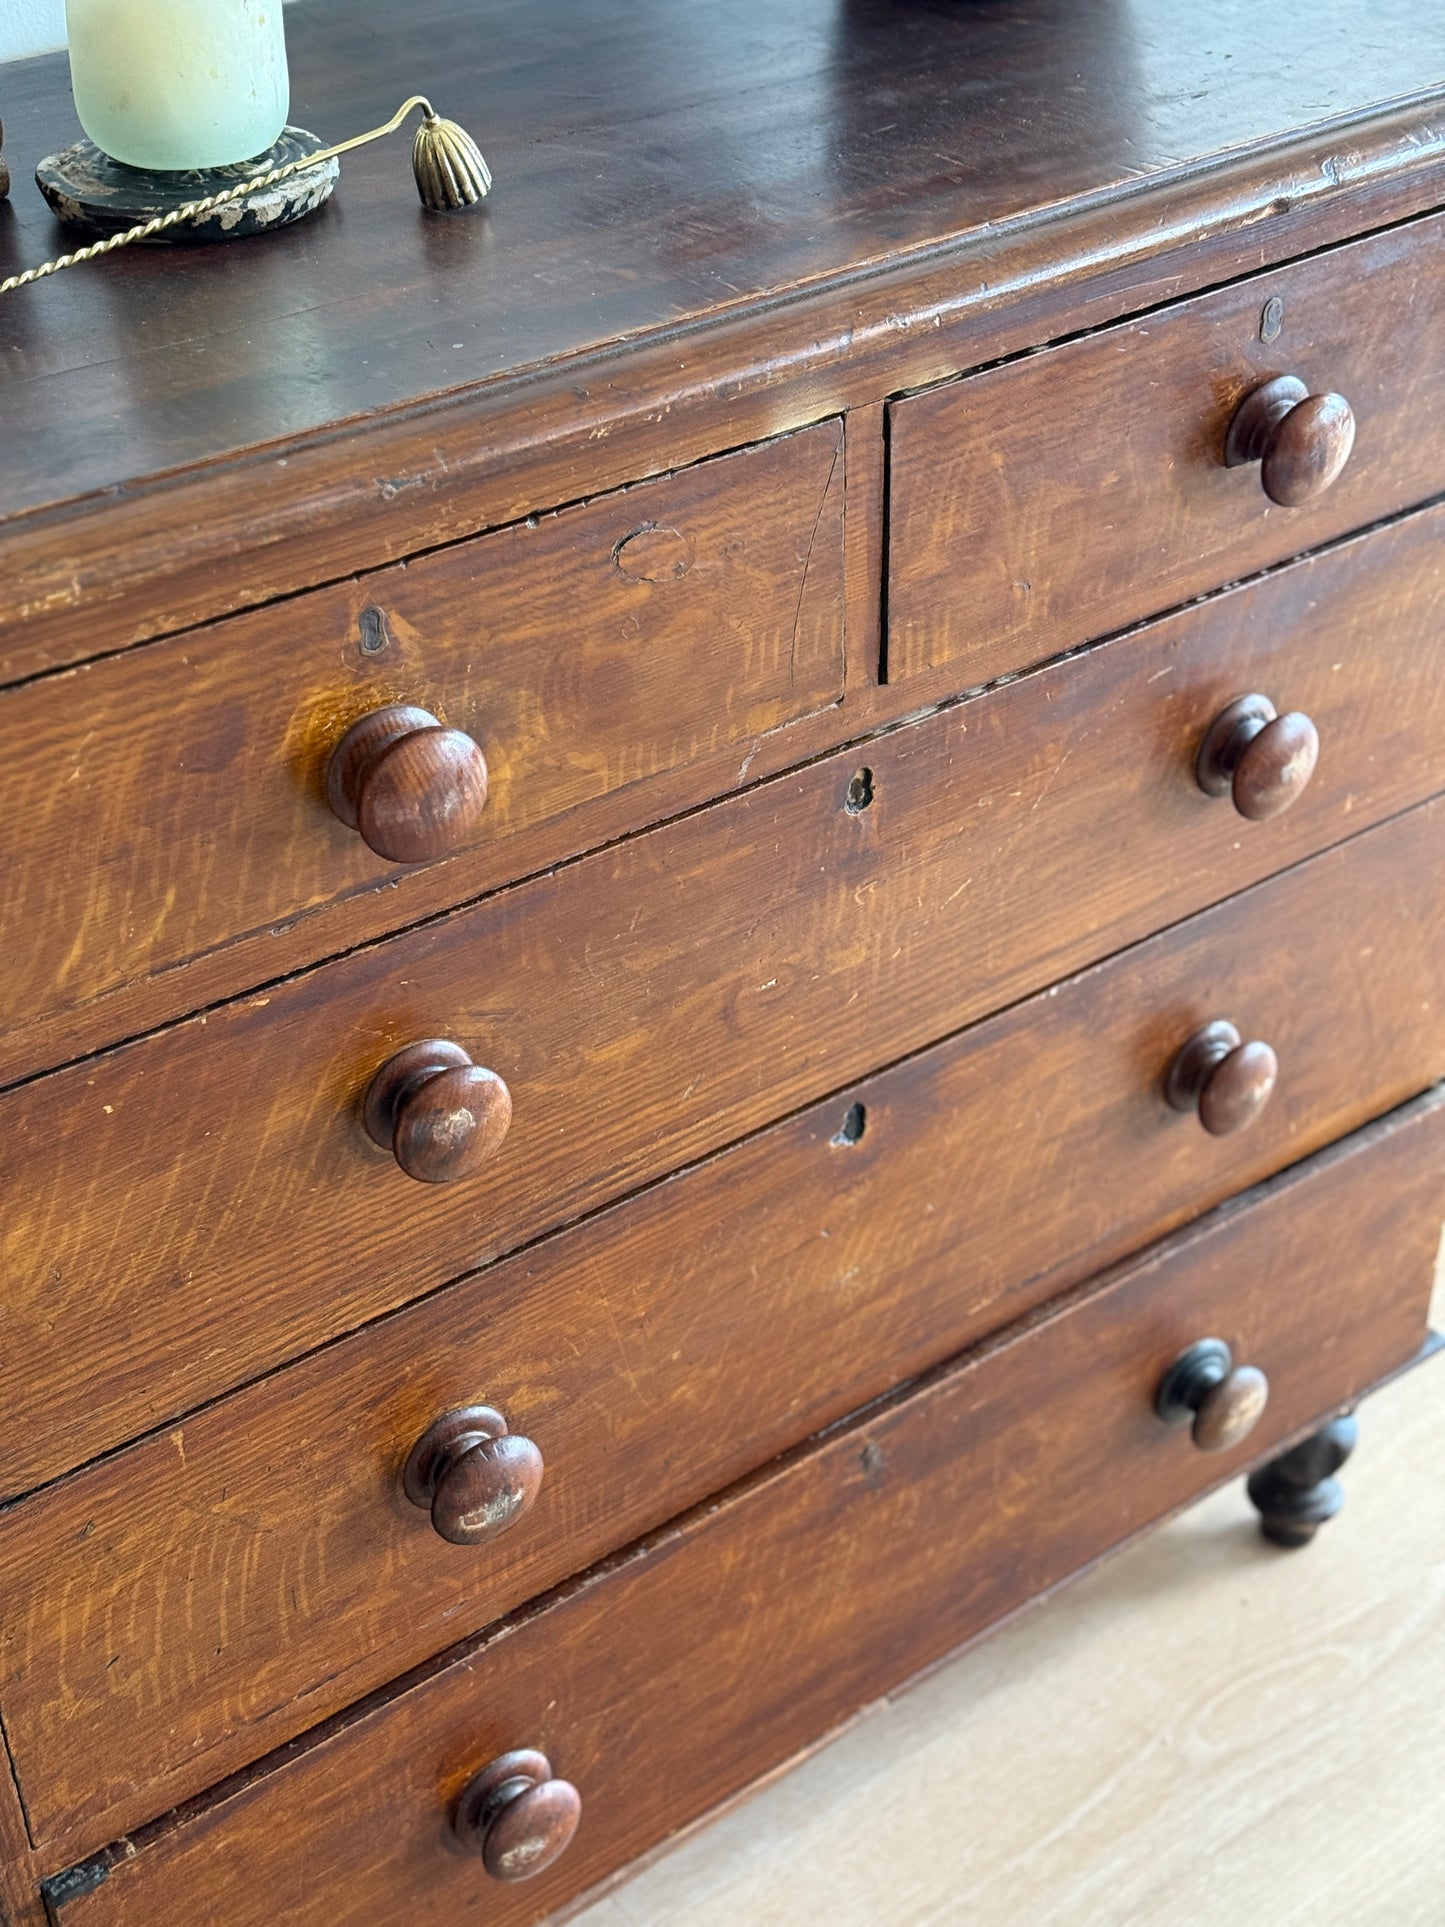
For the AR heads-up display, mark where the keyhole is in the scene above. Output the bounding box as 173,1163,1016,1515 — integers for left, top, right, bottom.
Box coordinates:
358,605,390,656
845,768,874,814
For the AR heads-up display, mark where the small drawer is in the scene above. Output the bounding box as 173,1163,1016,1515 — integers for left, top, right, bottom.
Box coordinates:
0,420,845,1081
888,214,1445,686
39,1092,1445,1925
5,798,1444,1855
3,501,1445,1502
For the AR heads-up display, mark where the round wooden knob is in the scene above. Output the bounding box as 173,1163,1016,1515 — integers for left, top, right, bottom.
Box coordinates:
364,1039,512,1183
403,1404,543,1545
1156,1338,1269,1453
1196,694,1319,821
454,1749,581,1881
1165,1020,1278,1137
1223,375,1355,507
327,703,488,864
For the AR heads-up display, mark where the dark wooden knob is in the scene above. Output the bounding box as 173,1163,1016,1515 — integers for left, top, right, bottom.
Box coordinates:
327,703,488,864
454,1749,581,1881
364,1039,512,1183
1196,694,1319,821
403,1404,543,1545
1156,1338,1269,1453
1223,375,1355,507
1165,1020,1277,1137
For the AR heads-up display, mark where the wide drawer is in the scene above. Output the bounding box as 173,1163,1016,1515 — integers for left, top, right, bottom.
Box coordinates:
888,214,1445,687
6,797,1444,1856
5,504,1445,1500
40,1093,1445,1924
0,420,845,1083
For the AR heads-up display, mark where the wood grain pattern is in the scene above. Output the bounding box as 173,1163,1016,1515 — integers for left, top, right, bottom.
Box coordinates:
325,704,492,865
10,431,1443,1098
0,423,844,1085
5,798,1443,1857
364,1041,514,1185
2,11,1442,1924
888,216,1445,686
40,1092,1445,1925
566,1362,1445,1927
5,501,1445,1500
3,3,1445,680
0,1738,42,1927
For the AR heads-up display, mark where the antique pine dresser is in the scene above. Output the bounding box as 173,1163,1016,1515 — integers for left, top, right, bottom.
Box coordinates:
1,1,1443,1921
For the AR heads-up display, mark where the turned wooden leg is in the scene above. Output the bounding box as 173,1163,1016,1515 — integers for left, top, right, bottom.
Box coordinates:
1246,1413,1358,1548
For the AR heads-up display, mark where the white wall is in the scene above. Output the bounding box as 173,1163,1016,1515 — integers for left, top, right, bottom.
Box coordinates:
0,0,67,59
0,0,303,62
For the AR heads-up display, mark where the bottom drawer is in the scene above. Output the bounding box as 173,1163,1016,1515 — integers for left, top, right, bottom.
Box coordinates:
45,1091,1445,1927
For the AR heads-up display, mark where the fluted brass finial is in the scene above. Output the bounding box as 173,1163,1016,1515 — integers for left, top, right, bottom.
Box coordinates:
1,94,491,297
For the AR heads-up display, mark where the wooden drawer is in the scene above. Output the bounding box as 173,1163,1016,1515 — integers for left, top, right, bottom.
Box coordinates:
40,1093,1445,1924
0,421,844,1084
888,215,1445,687
4,502,1445,1500
5,797,1444,1856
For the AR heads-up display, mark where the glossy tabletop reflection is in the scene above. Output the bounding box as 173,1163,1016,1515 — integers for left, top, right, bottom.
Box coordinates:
0,0,1441,518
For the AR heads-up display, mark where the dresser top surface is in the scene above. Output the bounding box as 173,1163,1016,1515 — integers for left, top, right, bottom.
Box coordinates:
0,0,1442,525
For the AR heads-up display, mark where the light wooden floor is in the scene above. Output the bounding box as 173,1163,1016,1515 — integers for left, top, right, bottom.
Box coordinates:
574,1358,1445,1927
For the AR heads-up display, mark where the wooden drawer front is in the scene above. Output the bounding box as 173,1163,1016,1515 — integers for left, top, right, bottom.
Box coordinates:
888,216,1445,687
0,421,844,1084
6,798,1444,1856
5,502,1445,1502
42,1095,1445,1925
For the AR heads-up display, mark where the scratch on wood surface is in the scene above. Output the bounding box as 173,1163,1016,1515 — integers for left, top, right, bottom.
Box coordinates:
787,433,842,685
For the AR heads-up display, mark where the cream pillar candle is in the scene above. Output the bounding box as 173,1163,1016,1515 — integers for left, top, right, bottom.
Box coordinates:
65,0,290,172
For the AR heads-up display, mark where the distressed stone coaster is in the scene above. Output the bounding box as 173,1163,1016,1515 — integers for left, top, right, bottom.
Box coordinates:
34,125,337,242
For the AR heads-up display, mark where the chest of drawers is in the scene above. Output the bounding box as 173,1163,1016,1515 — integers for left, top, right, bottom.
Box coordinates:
2,2,1443,1922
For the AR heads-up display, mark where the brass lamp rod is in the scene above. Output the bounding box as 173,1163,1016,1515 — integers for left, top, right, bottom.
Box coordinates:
0,94,489,297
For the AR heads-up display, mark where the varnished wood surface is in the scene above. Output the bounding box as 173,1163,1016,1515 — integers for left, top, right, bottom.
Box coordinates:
5,797,1443,1855
1223,375,1357,507
0,1740,37,1927
365,1041,515,1185
1,461,1438,1094
454,1751,582,1884
1,4,1442,1918
326,704,493,865
3,1,1445,677
3,0,1441,521
0,422,844,1084
5,500,1445,1499
571,1360,1445,1927
888,216,1445,686
39,1094,1445,1926
1195,695,1320,822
